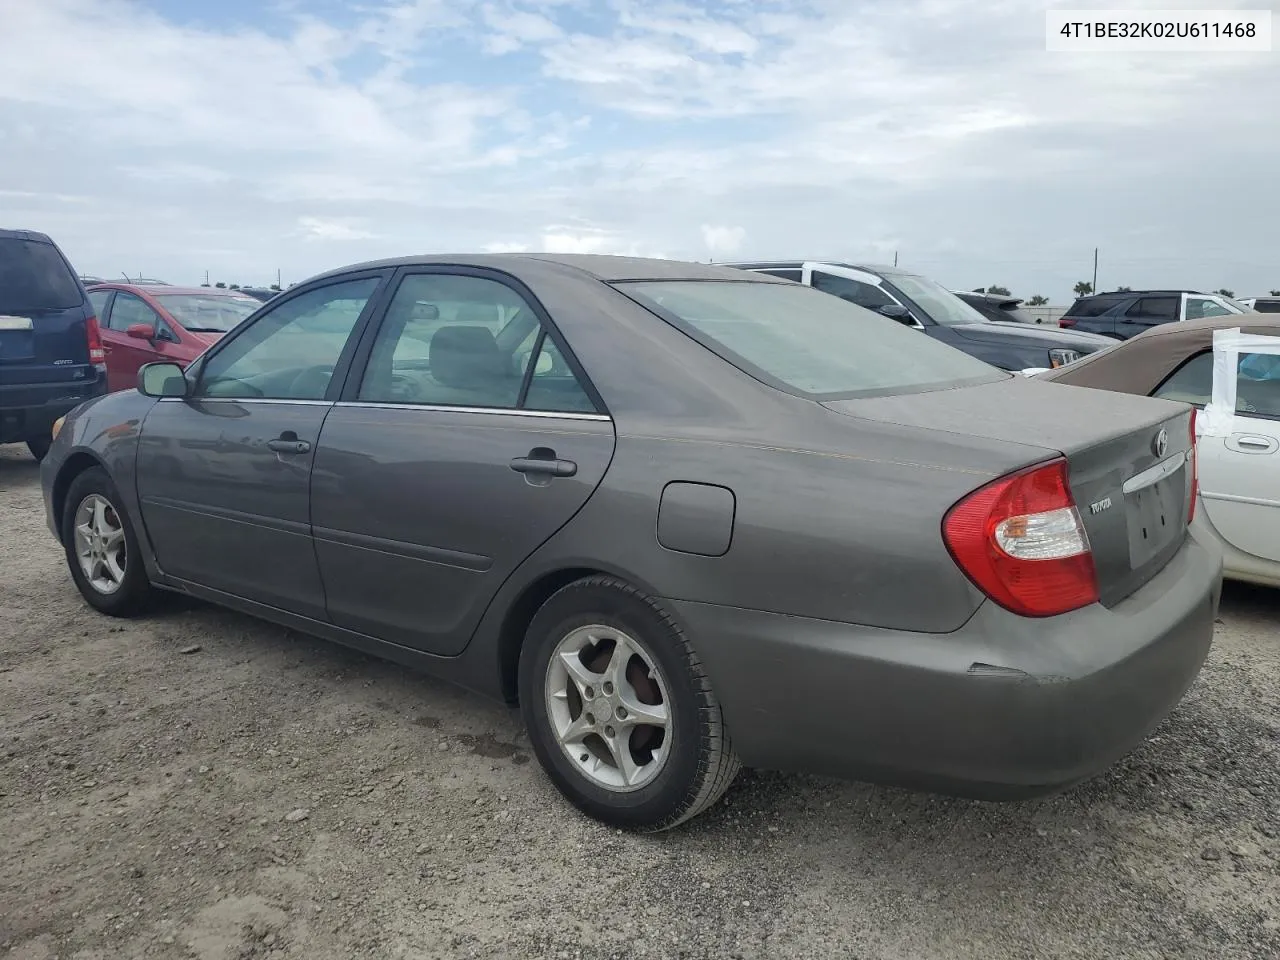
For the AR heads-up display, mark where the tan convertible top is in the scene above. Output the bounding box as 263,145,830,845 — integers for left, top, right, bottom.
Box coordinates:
1040,312,1280,395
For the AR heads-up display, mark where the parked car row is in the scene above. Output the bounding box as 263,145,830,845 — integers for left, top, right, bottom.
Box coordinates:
723,260,1113,371
38,251,1223,832
1060,289,1249,339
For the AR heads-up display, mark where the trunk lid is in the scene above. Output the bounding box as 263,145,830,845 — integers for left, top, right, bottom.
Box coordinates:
823,375,1195,608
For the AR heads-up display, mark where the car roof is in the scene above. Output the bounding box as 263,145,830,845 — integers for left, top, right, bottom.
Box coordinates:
0,228,56,244
1076,289,1202,299
957,291,1023,306
1039,313,1280,393
719,260,916,278
307,253,793,286
87,283,255,297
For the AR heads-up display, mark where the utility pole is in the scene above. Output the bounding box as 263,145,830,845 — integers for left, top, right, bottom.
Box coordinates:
277,268,282,289
204,269,210,286
1092,247,1098,292
893,251,898,267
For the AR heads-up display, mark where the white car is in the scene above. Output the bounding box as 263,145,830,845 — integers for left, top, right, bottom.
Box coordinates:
1038,315,1280,587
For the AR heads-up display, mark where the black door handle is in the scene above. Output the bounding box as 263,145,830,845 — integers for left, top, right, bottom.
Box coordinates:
267,437,311,454
510,453,577,478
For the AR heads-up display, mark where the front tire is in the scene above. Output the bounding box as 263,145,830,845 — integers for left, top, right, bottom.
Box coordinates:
519,576,740,831
61,467,153,617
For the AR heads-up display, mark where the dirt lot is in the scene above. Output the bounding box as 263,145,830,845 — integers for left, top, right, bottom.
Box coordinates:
2,445,1278,960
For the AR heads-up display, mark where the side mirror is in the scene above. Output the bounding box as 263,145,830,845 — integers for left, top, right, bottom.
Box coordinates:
126,323,155,340
877,304,923,328
138,361,188,398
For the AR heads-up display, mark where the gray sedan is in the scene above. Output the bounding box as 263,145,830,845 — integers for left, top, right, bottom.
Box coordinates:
40,254,1222,831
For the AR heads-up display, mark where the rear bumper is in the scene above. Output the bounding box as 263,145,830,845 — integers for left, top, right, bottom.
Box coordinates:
669,526,1222,798
0,374,106,444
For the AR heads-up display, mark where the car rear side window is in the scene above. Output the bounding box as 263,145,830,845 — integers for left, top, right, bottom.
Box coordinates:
620,280,1004,398
357,273,597,413
1135,297,1178,321
0,238,82,314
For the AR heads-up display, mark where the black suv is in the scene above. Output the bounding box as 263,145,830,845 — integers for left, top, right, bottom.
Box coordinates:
1060,289,1248,339
723,260,1112,371
1,229,108,460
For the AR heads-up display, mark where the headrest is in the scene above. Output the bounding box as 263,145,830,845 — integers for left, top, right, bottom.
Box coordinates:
430,325,504,389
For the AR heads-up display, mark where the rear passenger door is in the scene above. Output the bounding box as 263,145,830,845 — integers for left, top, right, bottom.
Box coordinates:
1117,296,1177,339
310,268,616,656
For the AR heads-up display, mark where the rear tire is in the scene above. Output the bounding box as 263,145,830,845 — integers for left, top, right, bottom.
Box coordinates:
519,576,740,831
26,435,51,461
61,467,153,618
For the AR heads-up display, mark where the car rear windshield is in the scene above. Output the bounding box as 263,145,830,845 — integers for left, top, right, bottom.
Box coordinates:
152,294,259,332
0,238,83,314
620,280,1005,398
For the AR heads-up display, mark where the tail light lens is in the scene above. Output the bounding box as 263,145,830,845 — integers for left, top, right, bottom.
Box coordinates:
86,314,105,365
1187,408,1199,523
942,458,1098,618
1058,317,1077,328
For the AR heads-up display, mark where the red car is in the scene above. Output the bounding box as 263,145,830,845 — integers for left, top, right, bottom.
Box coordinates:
85,284,260,392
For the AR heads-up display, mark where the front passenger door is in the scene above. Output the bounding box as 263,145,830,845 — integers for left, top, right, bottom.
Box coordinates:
136,274,385,618
310,270,616,656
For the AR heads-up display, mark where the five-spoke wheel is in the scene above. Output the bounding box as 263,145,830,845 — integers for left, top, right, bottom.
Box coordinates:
520,576,740,831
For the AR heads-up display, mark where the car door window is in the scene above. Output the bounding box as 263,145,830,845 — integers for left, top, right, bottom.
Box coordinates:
358,273,593,412
1236,352,1280,418
757,269,802,282
87,289,111,321
1185,297,1233,320
521,333,597,413
198,277,380,400
1135,297,1178,322
1153,349,1280,417
811,271,896,310
107,291,158,332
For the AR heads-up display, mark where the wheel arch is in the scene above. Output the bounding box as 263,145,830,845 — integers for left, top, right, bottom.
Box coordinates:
494,563,668,704
51,450,108,543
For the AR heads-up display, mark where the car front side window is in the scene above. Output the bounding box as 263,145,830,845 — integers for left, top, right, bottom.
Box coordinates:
108,292,158,332
197,277,380,401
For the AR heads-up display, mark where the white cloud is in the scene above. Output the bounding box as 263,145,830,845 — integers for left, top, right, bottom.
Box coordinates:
701,225,746,256
0,0,1277,301
296,217,378,241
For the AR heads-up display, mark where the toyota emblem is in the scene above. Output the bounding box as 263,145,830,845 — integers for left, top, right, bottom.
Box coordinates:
1152,428,1168,458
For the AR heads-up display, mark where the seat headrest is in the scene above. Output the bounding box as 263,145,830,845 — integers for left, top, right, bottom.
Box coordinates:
430,325,504,389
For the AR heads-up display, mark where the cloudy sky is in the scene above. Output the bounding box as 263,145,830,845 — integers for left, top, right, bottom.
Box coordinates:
1,0,1276,301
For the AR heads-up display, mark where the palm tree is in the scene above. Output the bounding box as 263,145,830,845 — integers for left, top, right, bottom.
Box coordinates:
986,285,1011,296
1073,281,1093,297
1216,288,1235,298
1027,295,1049,306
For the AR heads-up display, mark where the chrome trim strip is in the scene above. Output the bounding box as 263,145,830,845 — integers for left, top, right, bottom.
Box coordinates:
1121,450,1187,495
1200,490,1280,509
157,397,334,406
333,401,611,422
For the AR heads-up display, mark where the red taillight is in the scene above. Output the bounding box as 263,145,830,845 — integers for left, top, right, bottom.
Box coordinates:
1058,317,1077,328
942,458,1098,618
86,314,105,365
1187,408,1199,523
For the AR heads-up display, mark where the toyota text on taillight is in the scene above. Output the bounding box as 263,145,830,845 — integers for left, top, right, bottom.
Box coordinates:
942,458,1098,618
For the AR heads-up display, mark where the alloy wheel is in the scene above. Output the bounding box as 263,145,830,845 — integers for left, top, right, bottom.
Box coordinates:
544,624,671,792
73,494,128,595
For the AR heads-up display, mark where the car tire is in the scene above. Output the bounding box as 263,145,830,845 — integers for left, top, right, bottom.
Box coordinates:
519,575,740,831
61,467,153,618
26,435,51,462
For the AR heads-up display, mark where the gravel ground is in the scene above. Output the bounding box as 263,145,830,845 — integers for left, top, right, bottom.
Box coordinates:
2,443,1278,960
